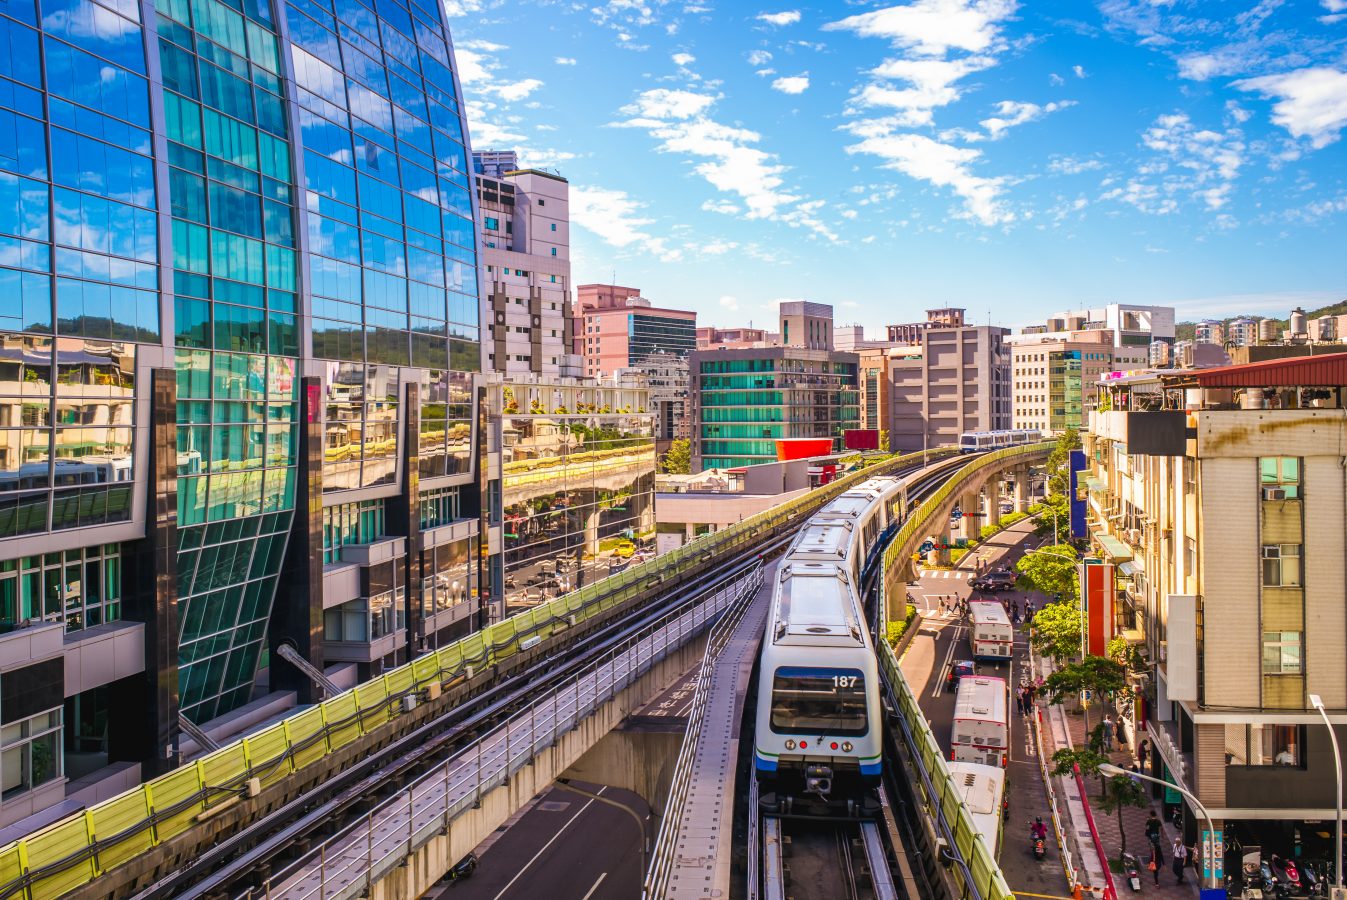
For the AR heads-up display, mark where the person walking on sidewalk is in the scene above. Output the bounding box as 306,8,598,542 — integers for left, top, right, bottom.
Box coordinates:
1145,810,1163,854
1102,715,1115,750
1138,737,1151,772
1171,837,1188,884
1015,691,1025,716
1149,843,1162,885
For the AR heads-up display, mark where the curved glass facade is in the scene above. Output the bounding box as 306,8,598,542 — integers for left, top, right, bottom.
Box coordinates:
0,0,480,728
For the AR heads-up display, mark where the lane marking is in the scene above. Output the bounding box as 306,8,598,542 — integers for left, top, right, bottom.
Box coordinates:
491,787,606,900
581,872,608,900
1011,892,1077,899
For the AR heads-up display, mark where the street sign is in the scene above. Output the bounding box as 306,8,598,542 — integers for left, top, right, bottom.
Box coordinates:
919,541,934,554
950,508,963,520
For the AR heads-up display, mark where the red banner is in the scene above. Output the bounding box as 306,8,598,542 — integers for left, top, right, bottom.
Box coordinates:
1080,560,1115,657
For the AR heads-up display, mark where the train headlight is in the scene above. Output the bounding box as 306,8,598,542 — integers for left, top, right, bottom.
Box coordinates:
830,742,838,751
784,739,796,751
842,742,853,752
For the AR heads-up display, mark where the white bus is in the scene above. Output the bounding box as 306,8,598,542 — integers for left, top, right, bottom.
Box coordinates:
951,675,1009,767
947,760,1006,857
968,600,1013,661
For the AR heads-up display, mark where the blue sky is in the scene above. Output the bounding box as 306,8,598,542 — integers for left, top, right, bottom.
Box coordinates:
446,0,1347,333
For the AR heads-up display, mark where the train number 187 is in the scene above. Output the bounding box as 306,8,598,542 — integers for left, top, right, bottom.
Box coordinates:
832,676,857,689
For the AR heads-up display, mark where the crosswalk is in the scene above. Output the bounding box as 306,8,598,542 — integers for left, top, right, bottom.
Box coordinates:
923,569,970,579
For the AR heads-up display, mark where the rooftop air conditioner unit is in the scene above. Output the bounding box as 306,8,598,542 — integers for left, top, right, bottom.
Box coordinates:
1262,487,1287,501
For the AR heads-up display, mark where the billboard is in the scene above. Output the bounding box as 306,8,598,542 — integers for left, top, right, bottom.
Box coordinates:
1069,448,1087,539
1079,559,1115,656
775,438,834,461
844,429,880,451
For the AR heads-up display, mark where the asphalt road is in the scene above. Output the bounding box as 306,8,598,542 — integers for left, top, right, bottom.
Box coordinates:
433,781,649,900
901,520,1075,899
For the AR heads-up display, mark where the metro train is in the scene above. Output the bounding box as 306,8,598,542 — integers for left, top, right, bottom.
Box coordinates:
958,429,1041,453
753,472,928,816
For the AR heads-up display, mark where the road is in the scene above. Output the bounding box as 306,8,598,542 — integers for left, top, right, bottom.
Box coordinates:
900,519,1075,898
433,781,648,900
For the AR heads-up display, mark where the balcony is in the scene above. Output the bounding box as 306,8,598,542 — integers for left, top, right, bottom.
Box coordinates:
323,588,407,664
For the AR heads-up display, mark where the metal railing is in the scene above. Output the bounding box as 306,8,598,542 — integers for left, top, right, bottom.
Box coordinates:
643,565,765,898
0,448,963,900
260,567,764,900
875,443,1051,900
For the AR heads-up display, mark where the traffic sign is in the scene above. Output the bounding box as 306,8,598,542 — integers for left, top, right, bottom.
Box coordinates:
950,508,963,520
918,541,934,554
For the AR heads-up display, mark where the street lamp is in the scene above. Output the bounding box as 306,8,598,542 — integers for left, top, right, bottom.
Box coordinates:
1098,762,1221,892
1310,693,1343,892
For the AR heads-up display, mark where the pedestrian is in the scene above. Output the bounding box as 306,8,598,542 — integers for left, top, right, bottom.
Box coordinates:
1148,844,1162,885
1023,686,1035,712
1144,810,1163,852
1015,691,1025,716
1138,737,1151,771
1171,837,1188,883
1102,715,1115,750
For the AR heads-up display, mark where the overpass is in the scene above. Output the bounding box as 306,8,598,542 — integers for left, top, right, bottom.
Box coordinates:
0,445,1050,900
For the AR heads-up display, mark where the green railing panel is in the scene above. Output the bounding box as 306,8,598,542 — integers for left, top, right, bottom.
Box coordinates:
244,725,294,789
285,706,329,769
146,766,206,838
88,794,153,872
23,818,93,900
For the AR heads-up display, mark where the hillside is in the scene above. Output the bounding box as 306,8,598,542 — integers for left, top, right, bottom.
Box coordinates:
1175,298,1347,341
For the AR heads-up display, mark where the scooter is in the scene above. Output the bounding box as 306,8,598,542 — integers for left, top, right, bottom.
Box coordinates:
1122,852,1143,892
446,853,478,880
1299,859,1325,897
1261,858,1288,899
1029,823,1046,860
1271,854,1306,896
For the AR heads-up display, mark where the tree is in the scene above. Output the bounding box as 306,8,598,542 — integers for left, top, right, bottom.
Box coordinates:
1045,429,1082,498
879,429,890,453
1015,543,1079,600
660,439,691,474
1044,655,1127,738
1097,772,1149,861
1029,599,1083,662
1028,494,1071,542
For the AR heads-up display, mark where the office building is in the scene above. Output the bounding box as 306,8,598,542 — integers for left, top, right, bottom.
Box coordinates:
623,352,689,453
1011,338,1115,434
779,301,834,350
696,326,771,350
1084,355,1347,836
0,0,483,826
857,346,902,433
487,376,654,616
1035,303,1175,350
690,347,860,470
473,149,520,178
573,285,697,377
887,308,965,345
475,161,575,376
1194,320,1224,345
887,320,1011,452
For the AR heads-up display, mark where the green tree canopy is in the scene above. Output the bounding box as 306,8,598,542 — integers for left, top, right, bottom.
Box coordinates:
1046,428,1082,497
1044,655,1127,736
1028,494,1071,542
1015,543,1079,600
660,439,691,474
1029,599,1083,662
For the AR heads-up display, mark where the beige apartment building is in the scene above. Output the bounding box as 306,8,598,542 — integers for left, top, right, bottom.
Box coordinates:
1011,336,1115,434
888,322,1011,452
1084,353,1347,843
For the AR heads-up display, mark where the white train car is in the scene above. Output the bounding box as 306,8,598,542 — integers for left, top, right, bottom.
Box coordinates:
946,760,1006,857
958,429,1041,454
754,560,883,814
951,675,1009,767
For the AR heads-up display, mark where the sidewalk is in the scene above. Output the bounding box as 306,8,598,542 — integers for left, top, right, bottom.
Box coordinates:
1050,700,1201,900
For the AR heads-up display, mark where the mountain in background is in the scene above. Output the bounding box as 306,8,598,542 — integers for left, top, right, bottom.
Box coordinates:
1174,299,1347,342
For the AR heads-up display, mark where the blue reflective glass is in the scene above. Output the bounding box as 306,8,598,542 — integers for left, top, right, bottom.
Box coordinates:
0,20,41,86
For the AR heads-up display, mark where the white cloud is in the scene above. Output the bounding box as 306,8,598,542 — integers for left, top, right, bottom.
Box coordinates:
1237,67,1347,149
555,57,577,65
979,99,1074,139
494,78,543,102
1048,155,1103,175
757,10,801,26
672,52,696,66
747,49,774,66
772,75,810,94
846,132,1012,225
756,68,777,77
1101,112,1245,214
719,295,741,311
702,198,742,214
622,88,718,120
616,87,837,239
1072,64,1086,79
850,55,997,126
1324,0,1347,10
824,0,1018,57
1049,72,1064,86
570,186,681,260
443,0,482,14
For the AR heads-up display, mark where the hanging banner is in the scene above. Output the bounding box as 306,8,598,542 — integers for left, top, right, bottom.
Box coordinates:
1079,558,1115,657
1069,448,1087,539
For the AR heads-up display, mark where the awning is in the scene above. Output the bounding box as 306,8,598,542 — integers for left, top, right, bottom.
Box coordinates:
1084,476,1106,493
1117,560,1140,577
1095,533,1134,561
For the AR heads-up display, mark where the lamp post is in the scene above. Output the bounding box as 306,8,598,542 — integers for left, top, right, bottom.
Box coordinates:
1098,762,1221,892
1310,693,1344,892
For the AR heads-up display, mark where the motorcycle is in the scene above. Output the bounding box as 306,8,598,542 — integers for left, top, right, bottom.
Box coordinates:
447,853,478,880
1261,859,1288,899
1271,854,1306,897
1122,852,1143,892
1299,859,1325,897
1029,823,1046,860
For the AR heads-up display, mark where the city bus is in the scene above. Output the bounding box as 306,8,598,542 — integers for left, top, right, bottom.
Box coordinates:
951,675,1009,767
947,760,1007,856
967,600,1013,661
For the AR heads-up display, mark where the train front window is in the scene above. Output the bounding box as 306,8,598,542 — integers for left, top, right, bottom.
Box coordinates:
770,666,868,736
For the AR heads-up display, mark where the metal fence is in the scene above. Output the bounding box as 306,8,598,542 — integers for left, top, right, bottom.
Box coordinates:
0,448,955,900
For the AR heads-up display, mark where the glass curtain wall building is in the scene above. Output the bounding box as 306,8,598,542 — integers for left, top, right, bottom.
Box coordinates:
690,347,860,471
0,0,481,825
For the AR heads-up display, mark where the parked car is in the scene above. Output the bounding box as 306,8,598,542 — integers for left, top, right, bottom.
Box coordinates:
970,569,1017,592
947,659,978,688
